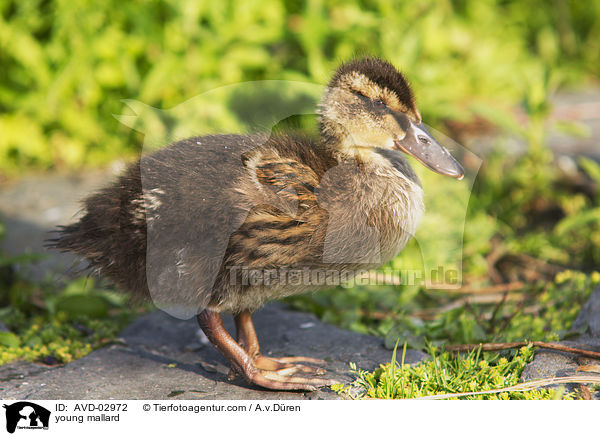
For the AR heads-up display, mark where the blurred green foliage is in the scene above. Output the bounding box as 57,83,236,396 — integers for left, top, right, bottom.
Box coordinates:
1,0,600,173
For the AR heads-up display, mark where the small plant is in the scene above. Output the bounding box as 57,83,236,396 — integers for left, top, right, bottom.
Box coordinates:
334,343,578,400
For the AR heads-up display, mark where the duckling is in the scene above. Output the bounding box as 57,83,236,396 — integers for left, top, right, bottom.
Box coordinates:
48,58,464,391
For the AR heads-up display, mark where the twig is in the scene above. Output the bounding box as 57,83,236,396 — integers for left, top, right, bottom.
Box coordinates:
414,375,600,400
513,253,565,276
431,281,526,295
411,293,523,320
485,237,506,284
495,293,529,334
577,365,600,373
486,290,509,334
362,270,466,290
445,341,600,360
359,309,397,321
464,299,486,327
362,270,527,297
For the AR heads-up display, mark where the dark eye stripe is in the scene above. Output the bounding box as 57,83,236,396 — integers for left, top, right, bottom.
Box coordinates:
392,111,411,130
350,90,388,112
349,88,368,100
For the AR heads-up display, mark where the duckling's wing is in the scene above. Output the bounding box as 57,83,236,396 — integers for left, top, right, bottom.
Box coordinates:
242,149,320,218
218,148,328,275
141,135,329,315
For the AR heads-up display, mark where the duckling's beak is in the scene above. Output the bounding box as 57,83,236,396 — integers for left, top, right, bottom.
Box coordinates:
393,121,464,180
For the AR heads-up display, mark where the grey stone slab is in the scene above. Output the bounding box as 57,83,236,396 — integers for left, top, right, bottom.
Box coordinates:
572,285,600,337
0,304,426,400
520,287,600,398
0,166,124,282
520,346,586,381
519,339,600,399
547,87,600,161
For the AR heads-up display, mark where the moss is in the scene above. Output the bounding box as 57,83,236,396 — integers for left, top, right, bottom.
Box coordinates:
0,276,142,366
334,344,579,400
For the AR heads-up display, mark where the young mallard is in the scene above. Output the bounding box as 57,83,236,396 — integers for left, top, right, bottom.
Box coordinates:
49,58,463,391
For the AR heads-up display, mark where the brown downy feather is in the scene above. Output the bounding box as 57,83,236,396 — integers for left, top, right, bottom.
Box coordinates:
47,162,149,300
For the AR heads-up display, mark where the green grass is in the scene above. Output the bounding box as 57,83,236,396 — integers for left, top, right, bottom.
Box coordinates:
326,269,600,400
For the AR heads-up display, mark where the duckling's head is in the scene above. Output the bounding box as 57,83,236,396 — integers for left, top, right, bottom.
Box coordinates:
319,58,464,179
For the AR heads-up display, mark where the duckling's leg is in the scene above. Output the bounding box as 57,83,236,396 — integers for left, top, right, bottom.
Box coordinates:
197,309,334,391
234,310,327,375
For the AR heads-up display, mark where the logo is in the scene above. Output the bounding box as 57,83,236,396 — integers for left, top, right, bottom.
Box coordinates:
3,402,50,434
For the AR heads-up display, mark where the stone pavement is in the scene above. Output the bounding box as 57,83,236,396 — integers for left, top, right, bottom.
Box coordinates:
519,285,600,400
0,304,426,400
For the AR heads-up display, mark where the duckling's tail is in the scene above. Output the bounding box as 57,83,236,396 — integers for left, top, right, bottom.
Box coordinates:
45,163,150,300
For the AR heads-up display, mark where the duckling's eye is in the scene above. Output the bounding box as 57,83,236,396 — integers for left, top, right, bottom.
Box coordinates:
373,99,385,108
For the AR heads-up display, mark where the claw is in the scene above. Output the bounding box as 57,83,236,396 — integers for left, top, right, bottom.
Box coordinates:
255,355,326,375
260,370,336,387
251,372,319,391
270,356,328,365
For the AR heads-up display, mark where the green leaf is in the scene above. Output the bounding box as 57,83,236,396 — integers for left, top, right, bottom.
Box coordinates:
385,326,425,350
61,277,95,296
55,295,109,319
580,157,600,186
0,331,21,348
0,252,45,267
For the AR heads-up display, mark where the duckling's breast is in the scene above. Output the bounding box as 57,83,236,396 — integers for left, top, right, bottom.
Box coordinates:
318,160,424,267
